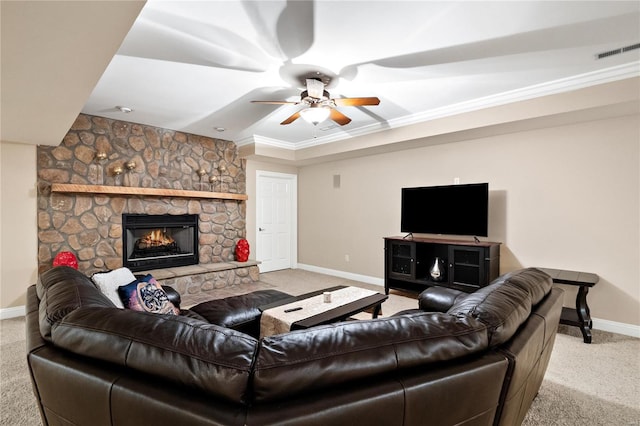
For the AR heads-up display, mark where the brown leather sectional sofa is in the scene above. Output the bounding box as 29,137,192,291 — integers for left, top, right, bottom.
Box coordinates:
27,266,562,426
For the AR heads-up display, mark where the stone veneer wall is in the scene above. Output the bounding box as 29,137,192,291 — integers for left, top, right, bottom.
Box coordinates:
37,114,247,276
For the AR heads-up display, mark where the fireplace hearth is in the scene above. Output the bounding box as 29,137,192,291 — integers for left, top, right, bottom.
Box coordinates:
122,214,199,272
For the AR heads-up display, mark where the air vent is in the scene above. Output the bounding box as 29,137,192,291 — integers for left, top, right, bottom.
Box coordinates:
622,43,640,53
596,43,640,59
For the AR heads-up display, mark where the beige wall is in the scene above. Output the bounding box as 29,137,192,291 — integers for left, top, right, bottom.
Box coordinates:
2,109,638,329
0,142,37,309
297,115,640,326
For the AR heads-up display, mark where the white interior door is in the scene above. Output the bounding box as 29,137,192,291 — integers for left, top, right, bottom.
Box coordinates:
256,171,297,272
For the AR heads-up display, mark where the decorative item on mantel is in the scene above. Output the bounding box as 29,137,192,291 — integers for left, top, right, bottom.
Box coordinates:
89,151,108,185
112,165,124,186
194,168,208,191
123,160,137,187
218,164,227,191
209,174,218,192
206,163,226,192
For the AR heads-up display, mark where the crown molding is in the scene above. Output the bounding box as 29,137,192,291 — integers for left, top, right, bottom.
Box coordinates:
241,62,640,151
236,134,297,150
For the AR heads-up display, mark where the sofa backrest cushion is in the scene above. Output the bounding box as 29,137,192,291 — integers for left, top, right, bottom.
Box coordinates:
494,268,553,306
252,312,489,402
37,266,258,403
52,308,258,403
37,266,115,340
447,268,553,347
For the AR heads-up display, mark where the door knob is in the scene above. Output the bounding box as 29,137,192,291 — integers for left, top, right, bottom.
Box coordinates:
259,227,265,231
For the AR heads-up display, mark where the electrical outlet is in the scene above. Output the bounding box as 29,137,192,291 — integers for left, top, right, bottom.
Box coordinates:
345,254,350,262
454,177,460,184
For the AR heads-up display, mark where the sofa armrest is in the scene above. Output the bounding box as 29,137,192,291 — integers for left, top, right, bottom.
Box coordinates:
162,285,181,309
189,290,291,338
419,287,467,312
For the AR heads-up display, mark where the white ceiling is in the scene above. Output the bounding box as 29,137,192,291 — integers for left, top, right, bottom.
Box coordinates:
81,0,640,149
3,1,639,150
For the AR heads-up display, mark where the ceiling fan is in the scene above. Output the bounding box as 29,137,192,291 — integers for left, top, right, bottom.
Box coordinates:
251,77,380,126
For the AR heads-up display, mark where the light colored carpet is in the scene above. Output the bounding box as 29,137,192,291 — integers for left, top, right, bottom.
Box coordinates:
3,269,639,425
523,324,640,426
1,317,41,425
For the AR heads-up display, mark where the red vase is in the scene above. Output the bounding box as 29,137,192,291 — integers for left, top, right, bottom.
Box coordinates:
53,251,78,269
235,239,250,262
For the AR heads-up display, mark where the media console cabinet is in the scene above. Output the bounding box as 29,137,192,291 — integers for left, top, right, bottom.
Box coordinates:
384,236,501,294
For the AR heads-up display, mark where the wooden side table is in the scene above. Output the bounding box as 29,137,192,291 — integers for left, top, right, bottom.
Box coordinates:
538,267,599,343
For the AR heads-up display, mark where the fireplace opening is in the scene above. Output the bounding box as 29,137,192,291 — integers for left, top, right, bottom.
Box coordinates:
122,214,198,272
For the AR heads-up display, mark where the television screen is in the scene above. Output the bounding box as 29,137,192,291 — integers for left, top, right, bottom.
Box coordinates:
401,183,488,237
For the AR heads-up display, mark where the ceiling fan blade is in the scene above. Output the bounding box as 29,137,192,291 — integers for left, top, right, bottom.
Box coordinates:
118,8,269,72
251,100,299,105
276,1,315,59
280,111,301,125
329,109,352,126
333,97,380,107
306,78,325,99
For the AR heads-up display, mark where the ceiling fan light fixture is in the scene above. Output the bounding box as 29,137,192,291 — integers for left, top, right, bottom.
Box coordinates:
300,105,330,125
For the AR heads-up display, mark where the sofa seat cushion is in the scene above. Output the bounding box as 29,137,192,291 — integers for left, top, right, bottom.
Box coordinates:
190,290,292,337
179,309,209,322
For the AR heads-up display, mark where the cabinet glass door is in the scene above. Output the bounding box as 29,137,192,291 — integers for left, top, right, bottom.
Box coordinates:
389,242,414,278
449,246,484,289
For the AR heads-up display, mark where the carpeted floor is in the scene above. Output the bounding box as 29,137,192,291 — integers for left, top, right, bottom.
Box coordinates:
2,269,639,425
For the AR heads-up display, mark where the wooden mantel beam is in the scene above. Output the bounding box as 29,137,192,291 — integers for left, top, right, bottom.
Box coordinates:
50,183,248,201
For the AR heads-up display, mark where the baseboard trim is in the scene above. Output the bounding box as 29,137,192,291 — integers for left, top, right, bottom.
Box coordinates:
295,264,640,339
0,305,26,320
592,317,640,338
296,263,384,287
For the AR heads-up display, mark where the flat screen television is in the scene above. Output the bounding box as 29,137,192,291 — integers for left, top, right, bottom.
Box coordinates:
401,183,489,237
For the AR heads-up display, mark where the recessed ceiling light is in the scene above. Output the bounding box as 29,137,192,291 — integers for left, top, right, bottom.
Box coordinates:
214,127,226,132
116,106,133,113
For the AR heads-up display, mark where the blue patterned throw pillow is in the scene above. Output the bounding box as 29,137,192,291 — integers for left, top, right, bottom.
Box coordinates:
118,274,179,315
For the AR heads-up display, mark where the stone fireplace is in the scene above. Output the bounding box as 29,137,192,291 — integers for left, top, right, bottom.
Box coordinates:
36,114,252,291
122,214,199,272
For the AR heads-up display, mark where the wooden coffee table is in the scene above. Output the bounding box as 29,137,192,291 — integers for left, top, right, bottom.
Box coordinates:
259,285,388,331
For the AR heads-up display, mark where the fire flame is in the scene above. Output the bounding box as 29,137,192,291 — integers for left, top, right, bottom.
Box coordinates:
140,229,174,247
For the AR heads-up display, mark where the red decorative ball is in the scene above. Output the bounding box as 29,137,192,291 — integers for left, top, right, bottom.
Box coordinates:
235,239,250,262
53,251,78,269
